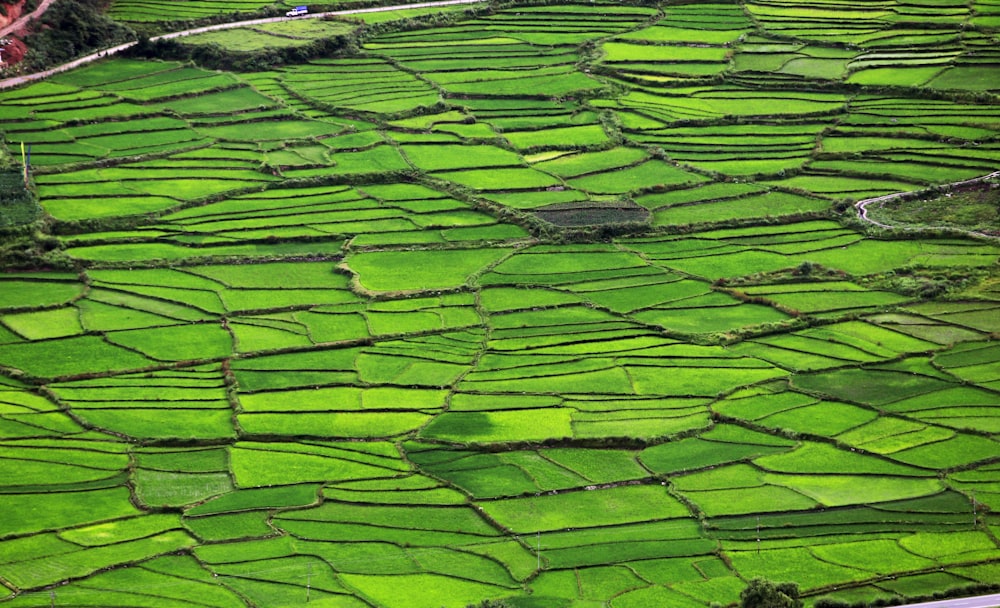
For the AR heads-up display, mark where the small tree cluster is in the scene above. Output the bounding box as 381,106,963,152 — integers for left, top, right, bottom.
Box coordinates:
465,600,510,608
740,578,803,608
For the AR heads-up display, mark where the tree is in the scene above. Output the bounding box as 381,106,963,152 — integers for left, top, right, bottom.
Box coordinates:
740,578,803,608
793,261,815,276
464,600,510,608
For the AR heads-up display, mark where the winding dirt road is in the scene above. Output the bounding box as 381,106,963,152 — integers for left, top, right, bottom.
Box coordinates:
0,0,484,89
854,170,1000,237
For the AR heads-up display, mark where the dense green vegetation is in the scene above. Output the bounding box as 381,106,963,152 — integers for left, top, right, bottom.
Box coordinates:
0,171,39,230
0,0,998,606
17,0,135,73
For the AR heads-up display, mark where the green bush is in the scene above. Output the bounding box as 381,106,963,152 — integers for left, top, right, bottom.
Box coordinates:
740,578,803,608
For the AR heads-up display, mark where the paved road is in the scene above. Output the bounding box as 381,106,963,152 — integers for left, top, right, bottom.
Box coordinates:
0,0,484,89
0,0,57,38
892,592,1000,608
0,40,138,88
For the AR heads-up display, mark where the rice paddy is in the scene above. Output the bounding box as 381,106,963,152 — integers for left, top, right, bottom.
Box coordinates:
0,0,998,606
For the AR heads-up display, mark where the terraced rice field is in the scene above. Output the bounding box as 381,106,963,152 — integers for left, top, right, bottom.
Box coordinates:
177,19,355,52
0,0,998,606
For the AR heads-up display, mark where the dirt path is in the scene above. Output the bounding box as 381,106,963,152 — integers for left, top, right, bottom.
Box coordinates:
854,170,1000,237
0,0,484,89
0,0,57,38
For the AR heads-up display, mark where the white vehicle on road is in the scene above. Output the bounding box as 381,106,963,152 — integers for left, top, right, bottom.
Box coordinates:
285,5,308,16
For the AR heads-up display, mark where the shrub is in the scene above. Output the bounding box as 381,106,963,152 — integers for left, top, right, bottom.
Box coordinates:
740,578,803,608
